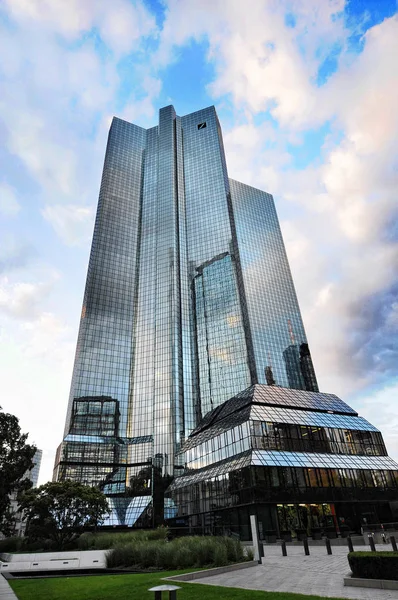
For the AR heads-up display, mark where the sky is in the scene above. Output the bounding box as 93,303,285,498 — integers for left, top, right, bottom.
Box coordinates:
0,0,398,485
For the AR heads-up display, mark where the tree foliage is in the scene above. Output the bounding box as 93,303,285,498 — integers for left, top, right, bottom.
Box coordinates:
19,481,109,549
0,406,36,534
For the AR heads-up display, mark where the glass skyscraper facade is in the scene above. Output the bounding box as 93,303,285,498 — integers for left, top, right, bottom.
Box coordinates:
168,385,398,537
55,105,397,531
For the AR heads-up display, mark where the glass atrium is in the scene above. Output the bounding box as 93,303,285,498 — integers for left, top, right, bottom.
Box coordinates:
167,384,398,538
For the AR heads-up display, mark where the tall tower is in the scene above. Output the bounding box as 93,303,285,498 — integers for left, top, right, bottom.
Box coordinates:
54,106,317,525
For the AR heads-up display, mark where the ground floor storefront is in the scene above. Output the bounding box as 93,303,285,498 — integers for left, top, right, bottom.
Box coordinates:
173,501,396,540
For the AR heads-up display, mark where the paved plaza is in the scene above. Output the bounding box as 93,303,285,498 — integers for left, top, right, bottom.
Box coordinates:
186,543,398,599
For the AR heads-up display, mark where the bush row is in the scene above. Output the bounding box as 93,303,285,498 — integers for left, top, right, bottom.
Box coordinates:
106,536,247,570
0,536,58,553
0,528,169,554
77,527,168,550
348,551,398,581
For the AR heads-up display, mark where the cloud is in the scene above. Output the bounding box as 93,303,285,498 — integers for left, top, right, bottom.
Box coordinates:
158,0,347,128
0,0,160,220
0,182,21,216
0,317,74,485
21,312,70,359
2,0,156,55
0,276,56,320
358,381,398,461
42,204,95,246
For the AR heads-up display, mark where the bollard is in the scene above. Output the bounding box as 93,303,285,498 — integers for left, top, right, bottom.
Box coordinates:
325,538,332,555
281,540,287,556
368,534,376,552
303,538,310,556
148,585,181,600
347,536,354,553
391,535,398,552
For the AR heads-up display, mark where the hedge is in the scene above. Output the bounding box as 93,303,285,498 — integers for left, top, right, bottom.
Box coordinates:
106,536,247,570
77,527,168,550
348,551,398,581
0,528,169,554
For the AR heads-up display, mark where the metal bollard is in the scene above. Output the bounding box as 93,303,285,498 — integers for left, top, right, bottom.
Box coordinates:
281,540,287,556
391,535,398,552
303,538,310,556
347,536,354,553
325,538,332,555
368,534,376,552
148,585,181,600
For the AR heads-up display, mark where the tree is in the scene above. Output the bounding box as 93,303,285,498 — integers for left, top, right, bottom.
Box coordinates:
19,481,109,549
0,406,36,535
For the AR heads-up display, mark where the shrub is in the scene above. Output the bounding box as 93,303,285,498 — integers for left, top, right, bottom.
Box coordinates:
155,543,175,570
223,536,244,562
0,537,24,553
144,527,169,541
106,535,248,570
246,547,255,561
77,532,96,550
77,527,169,550
213,543,228,566
348,551,398,581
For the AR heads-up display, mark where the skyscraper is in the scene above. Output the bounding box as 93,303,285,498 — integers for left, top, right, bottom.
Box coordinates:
57,104,395,531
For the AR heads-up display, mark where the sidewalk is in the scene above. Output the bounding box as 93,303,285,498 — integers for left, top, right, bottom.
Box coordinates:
0,574,18,600
187,544,398,599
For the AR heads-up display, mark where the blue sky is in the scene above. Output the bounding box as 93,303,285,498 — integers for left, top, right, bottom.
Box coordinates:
0,0,397,483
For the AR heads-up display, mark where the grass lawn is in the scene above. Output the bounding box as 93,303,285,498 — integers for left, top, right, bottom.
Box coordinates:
9,571,349,600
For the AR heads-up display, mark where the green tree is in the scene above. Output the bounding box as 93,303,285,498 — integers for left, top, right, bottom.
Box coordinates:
0,406,36,535
19,481,109,549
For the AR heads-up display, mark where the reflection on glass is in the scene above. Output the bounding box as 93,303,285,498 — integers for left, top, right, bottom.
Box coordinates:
55,104,382,530
168,383,398,537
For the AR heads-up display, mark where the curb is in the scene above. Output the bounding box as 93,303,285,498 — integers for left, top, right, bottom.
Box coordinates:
165,561,258,582
344,575,398,590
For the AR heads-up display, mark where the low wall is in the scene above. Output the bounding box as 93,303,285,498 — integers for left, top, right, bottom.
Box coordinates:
344,576,398,590
0,550,107,572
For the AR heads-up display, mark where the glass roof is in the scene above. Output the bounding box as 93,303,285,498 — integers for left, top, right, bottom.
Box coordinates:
251,450,398,470
189,384,358,442
250,405,378,431
169,448,398,491
168,451,252,490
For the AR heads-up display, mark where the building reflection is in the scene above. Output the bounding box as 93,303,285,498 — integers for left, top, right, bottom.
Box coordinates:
53,104,394,529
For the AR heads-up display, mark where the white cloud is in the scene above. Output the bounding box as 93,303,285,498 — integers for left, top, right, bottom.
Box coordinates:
42,204,95,246
97,0,156,56
0,322,74,484
0,275,58,320
0,0,160,214
358,382,398,461
120,74,163,124
2,0,156,55
158,0,347,129
21,312,70,358
0,183,21,216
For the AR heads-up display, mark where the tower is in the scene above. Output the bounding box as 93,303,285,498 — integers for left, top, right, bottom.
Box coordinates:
54,106,318,525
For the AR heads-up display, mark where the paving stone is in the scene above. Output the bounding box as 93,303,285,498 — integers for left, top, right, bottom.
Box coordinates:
188,544,398,599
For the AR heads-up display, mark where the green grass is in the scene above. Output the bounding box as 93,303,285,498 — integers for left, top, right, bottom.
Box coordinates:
9,572,349,600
